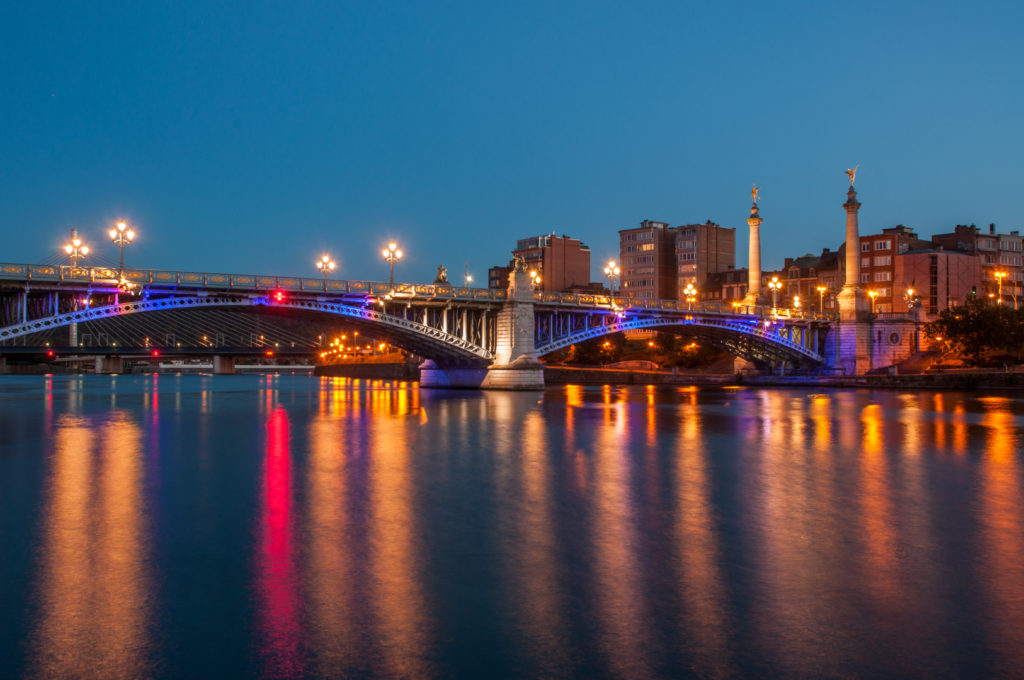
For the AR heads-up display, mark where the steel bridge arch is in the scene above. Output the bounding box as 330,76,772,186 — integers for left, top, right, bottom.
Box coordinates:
535,314,825,367
0,294,494,362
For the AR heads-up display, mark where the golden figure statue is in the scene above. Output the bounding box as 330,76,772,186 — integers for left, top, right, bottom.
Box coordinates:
844,164,859,185
751,184,760,203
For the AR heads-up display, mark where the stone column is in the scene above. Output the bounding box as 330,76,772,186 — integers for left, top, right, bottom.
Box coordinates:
742,201,762,306
835,184,870,321
832,182,873,375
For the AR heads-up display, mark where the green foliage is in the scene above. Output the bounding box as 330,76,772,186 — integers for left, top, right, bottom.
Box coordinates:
923,297,1024,366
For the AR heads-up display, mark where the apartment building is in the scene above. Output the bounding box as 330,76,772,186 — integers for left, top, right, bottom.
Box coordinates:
619,220,677,300
931,224,1023,304
488,233,591,292
675,221,735,293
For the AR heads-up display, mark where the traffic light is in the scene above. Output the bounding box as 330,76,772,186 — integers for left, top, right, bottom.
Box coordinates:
272,290,286,303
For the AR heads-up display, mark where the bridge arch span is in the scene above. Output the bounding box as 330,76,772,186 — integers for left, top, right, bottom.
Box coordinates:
535,314,825,368
0,295,494,363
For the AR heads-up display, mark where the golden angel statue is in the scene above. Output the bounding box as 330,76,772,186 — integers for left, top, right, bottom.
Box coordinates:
751,184,760,203
844,164,859,185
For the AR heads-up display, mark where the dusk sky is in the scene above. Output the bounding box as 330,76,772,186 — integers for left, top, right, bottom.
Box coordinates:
2,1,1021,284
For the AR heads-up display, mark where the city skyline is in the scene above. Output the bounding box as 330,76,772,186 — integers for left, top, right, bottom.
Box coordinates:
2,2,1022,283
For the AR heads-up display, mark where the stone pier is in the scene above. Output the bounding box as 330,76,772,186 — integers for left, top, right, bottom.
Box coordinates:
421,262,544,390
213,355,236,374
94,356,124,374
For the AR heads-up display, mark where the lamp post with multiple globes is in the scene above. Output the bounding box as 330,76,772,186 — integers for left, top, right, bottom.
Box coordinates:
316,254,336,290
64,229,89,267
604,260,620,294
868,289,879,313
683,282,697,310
109,221,136,291
382,242,403,290
767,276,781,312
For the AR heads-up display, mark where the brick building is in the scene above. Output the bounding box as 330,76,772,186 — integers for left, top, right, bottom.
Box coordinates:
619,220,678,300
675,221,736,293
931,224,1023,305
488,234,591,292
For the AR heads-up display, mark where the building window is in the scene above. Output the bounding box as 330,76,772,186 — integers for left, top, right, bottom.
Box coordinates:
874,256,891,266
861,243,871,252
640,243,654,251
874,271,891,282
861,257,871,268
875,240,891,250
861,273,870,283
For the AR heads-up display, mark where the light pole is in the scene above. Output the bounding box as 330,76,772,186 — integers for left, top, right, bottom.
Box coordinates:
995,270,1007,305
868,289,879,313
529,269,542,290
464,261,473,287
604,260,620,294
381,242,403,291
793,295,801,315
816,285,828,314
316,254,336,290
767,276,781,312
109,221,135,273
64,229,89,267
683,282,697,310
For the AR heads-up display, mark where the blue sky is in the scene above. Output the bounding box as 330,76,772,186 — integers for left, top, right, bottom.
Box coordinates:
2,1,1021,284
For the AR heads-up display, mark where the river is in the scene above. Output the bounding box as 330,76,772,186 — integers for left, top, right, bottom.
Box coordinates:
1,374,1022,678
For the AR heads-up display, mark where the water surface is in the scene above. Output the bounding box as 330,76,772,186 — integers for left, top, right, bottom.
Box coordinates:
1,375,1023,678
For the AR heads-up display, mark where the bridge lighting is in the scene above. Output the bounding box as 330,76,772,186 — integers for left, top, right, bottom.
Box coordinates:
604,261,620,293
793,295,801,311
316,254,336,289
265,350,274,357
151,349,160,357
683,282,697,310
867,289,879,313
109,220,136,278
529,270,542,289
272,290,286,303
46,350,55,358
767,276,782,312
64,229,89,267
382,241,403,290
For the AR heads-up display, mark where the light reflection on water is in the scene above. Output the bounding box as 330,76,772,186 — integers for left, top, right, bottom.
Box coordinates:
1,375,1024,678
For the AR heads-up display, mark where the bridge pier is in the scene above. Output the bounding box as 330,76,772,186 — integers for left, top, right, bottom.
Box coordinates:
213,355,236,375
94,356,124,374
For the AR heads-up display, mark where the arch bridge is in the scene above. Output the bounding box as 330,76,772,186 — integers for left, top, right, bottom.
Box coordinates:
0,262,832,385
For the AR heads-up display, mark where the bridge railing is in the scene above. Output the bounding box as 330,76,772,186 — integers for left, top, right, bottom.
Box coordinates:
533,289,834,321
0,263,510,301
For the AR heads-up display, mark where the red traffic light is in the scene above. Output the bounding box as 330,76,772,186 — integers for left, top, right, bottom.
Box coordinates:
151,349,160,357
265,350,274,357
272,290,286,303
46,350,55,358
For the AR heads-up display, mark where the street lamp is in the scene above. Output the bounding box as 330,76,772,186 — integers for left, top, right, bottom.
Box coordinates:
604,260,620,293
64,229,89,267
381,241,403,290
767,276,781,311
529,269,542,289
793,295,801,314
108,221,135,273
816,285,828,314
995,270,1007,304
683,282,697,309
868,289,879,313
316,254,336,289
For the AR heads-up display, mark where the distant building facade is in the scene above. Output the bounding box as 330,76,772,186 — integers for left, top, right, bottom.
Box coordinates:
488,233,591,292
619,220,678,300
675,220,735,293
931,224,1023,305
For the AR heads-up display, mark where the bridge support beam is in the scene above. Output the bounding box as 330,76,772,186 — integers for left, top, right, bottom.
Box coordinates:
94,356,124,374
213,355,236,375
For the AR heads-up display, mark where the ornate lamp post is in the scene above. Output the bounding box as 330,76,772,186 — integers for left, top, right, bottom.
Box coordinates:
767,276,781,312
64,229,89,267
868,289,879,313
381,241,403,290
109,221,136,291
604,260,620,293
683,282,697,310
793,295,801,314
816,285,828,314
529,269,542,290
316,254,336,290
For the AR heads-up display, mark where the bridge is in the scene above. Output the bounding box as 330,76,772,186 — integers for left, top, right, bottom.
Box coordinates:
0,261,831,386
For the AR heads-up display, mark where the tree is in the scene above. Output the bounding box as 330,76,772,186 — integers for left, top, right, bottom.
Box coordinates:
923,297,1024,366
